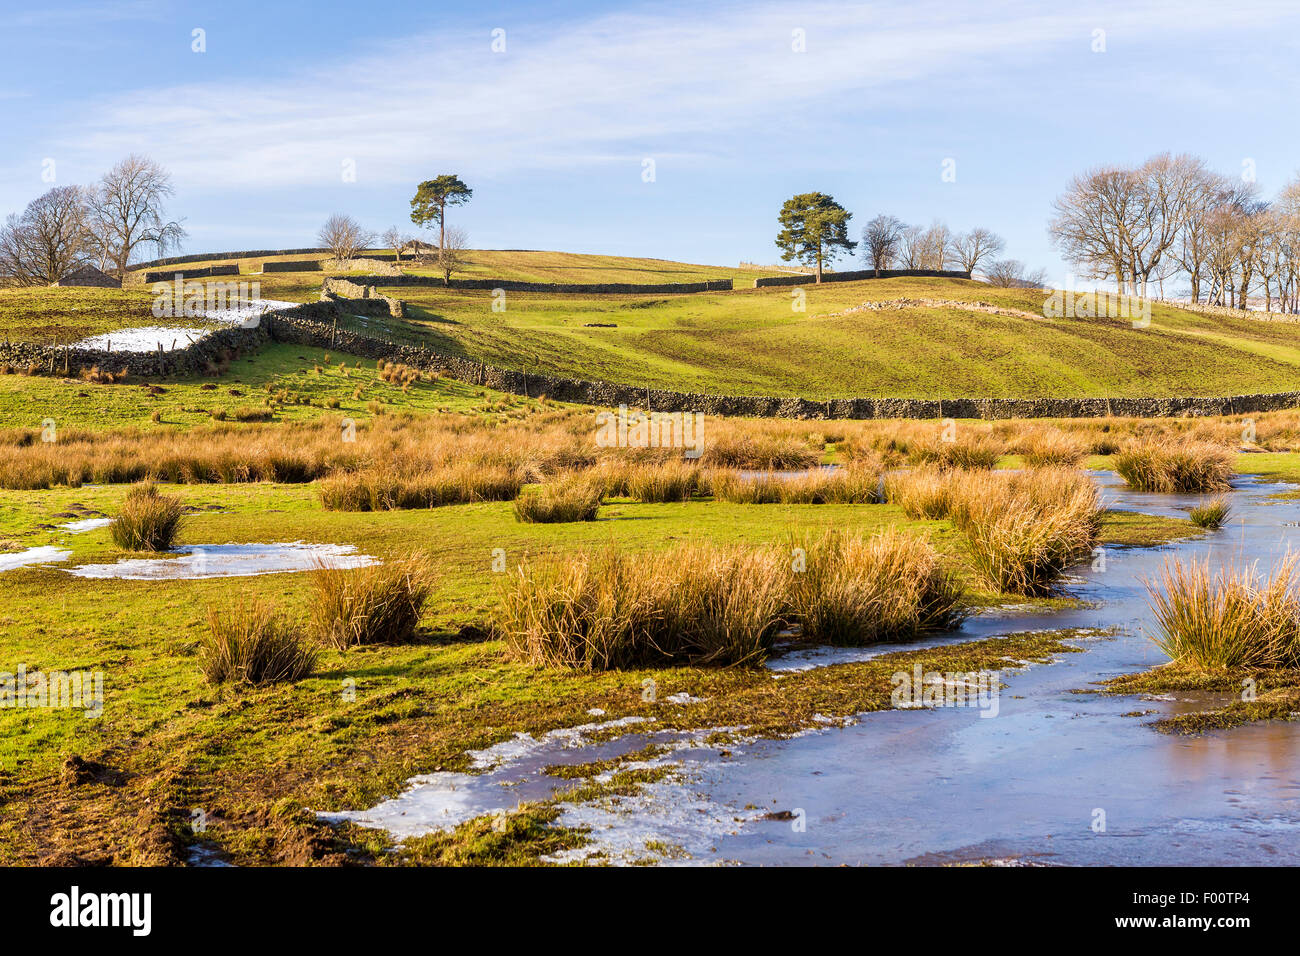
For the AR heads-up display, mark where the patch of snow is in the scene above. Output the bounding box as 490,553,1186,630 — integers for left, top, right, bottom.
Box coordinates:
0,546,72,572
60,517,113,533
65,541,377,580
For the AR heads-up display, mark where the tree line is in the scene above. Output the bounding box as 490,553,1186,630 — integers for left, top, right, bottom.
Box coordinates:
1050,153,1300,311
774,192,1038,286
320,174,473,285
0,155,186,284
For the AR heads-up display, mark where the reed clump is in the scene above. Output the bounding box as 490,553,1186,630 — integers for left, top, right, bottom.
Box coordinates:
109,481,185,551
318,464,523,511
789,529,967,645
1113,439,1234,492
496,543,789,669
514,475,603,523
710,465,882,505
1189,496,1231,529
1146,555,1300,670
310,554,434,649
199,599,318,686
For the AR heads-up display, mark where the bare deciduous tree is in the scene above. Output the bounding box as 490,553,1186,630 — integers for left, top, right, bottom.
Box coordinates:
952,227,1006,275
435,226,469,286
0,185,94,285
916,221,951,270
88,155,186,275
861,215,904,275
984,259,1047,288
318,214,375,263
382,226,403,264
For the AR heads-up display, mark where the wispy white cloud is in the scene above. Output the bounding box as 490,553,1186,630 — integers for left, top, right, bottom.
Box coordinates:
48,0,1300,193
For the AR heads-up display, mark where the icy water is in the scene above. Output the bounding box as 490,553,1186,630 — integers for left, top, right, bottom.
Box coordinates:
71,298,298,352
329,471,1300,865
66,542,377,580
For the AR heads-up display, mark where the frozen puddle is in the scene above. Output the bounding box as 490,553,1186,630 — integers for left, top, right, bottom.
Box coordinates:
60,518,113,533
0,546,72,572
66,542,377,580
320,715,763,864
72,299,299,351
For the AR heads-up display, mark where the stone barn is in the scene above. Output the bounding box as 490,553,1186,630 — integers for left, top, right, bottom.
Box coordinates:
52,264,122,288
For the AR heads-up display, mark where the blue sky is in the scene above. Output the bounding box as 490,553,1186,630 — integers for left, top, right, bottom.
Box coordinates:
2,0,1298,282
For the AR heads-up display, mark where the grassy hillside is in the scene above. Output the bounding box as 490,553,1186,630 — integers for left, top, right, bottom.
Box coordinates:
378,275,1300,399
129,248,780,286
16,251,1300,399
0,343,532,430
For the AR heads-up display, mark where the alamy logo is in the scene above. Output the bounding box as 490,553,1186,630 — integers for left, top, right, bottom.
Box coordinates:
1042,283,1152,328
49,886,151,936
595,404,704,458
0,665,102,718
152,277,263,324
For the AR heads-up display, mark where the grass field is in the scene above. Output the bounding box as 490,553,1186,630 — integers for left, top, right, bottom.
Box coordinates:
375,275,1300,399
2,249,1298,866
0,464,1194,864
17,252,1300,401
0,287,181,346
0,343,525,430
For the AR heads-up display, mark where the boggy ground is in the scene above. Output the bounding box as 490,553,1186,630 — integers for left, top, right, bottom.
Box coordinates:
0,334,1293,866
0,457,1199,864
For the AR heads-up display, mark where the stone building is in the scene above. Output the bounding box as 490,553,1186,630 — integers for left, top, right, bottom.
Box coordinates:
52,264,122,288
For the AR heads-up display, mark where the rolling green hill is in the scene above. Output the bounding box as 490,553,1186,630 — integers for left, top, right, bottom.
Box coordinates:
377,274,1300,399
13,252,1300,399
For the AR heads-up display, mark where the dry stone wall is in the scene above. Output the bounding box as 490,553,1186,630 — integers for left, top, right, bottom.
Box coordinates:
340,275,734,294
753,268,971,287
138,264,240,284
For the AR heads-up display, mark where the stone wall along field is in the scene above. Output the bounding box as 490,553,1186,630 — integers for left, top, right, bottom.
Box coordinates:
260,260,325,273
137,264,240,284
339,275,734,294
753,269,971,287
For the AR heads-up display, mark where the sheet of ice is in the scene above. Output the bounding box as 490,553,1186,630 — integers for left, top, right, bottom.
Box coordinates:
65,542,377,580
60,518,113,533
0,546,72,572
320,716,655,838
200,298,298,326
71,299,299,352
73,326,214,352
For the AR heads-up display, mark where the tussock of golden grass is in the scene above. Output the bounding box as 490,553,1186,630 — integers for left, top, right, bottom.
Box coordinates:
622,460,707,502
699,433,821,470
310,554,434,649
908,434,1004,470
955,470,1101,595
1018,428,1088,468
109,482,185,551
884,466,953,519
1114,439,1234,492
378,361,421,385
1189,496,1231,529
318,463,523,511
1147,555,1300,670
78,365,127,384
497,544,789,669
711,465,882,504
199,599,317,686
514,475,603,523
789,529,966,645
